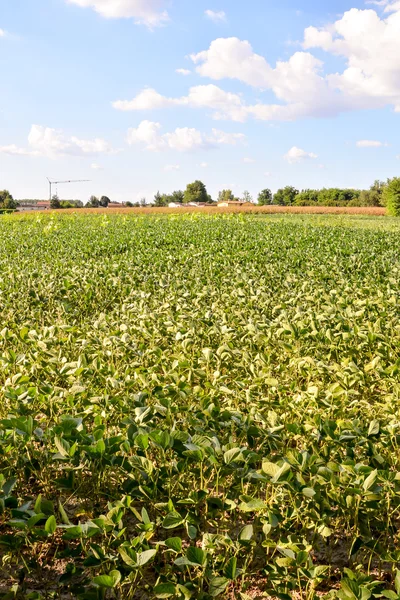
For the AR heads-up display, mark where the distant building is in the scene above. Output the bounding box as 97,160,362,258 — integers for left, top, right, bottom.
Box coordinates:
17,200,50,211
108,202,126,208
187,202,213,207
217,201,253,208
168,202,183,208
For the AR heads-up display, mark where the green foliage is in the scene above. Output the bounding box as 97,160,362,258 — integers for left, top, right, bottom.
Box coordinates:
218,189,234,202
257,188,272,205
384,177,400,216
1,213,400,597
99,196,111,207
86,195,100,208
273,185,299,205
50,194,61,209
183,180,209,204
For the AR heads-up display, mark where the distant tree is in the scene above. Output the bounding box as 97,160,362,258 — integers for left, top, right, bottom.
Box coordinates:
126,201,133,207
170,190,184,204
383,178,400,216
184,180,209,204
294,189,319,206
257,189,272,206
273,186,299,206
87,195,100,208
140,197,147,207
99,195,111,207
242,190,253,203
0,190,16,209
50,194,61,209
154,191,168,207
317,188,360,206
218,189,235,203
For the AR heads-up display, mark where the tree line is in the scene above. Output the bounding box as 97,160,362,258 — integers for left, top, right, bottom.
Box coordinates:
2,177,400,214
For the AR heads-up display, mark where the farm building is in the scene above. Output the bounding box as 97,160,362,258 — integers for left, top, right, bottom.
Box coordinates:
217,201,254,208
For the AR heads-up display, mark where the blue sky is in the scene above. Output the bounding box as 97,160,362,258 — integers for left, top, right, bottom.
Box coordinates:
1,0,400,202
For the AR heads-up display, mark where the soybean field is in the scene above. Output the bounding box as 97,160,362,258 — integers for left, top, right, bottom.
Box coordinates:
1,212,400,600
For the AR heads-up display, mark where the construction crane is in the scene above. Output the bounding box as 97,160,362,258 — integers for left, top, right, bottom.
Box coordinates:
46,177,91,201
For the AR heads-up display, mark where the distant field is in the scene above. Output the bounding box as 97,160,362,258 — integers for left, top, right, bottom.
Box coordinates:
15,204,387,216
1,212,400,599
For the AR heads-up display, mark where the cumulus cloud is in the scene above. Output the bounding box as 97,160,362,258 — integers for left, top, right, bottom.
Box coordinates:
356,140,387,147
182,4,400,122
205,9,227,22
66,0,168,27
113,84,251,121
0,125,114,158
126,120,245,152
284,146,318,164
176,68,191,76
164,164,180,171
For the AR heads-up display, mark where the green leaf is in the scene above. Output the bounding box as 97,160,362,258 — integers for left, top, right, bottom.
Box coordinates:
44,515,57,535
209,577,229,597
136,548,157,567
363,469,378,491
302,487,316,498
239,524,254,541
165,537,182,552
163,512,185,529
271,462,291,483
93,570,121,588
224,556,237,580
153,583,177,598
223,448,244,464
262,462,280,477
368,420,380,436
239,498,267,512
186,546,206,566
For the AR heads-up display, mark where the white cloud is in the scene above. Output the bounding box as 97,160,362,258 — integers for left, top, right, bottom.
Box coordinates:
243,157,255,163
205,9,227,23
0,144,38,157
164,164,180,171
91,162,104,170
184,4,400,122
284,146,318,164
176,68,191,76
264,171,272,177
113,88,183,111
127,120,245,152
66,0,169,27
0,29,5,37
303,8,400,111
356,139,387,147
0,125,114,158
200,162,208,167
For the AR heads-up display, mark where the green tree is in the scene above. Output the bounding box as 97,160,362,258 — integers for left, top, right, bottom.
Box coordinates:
294,189,319,206
140,197,147,207
383,177,400,216
170,190,184,204
99,196,111,207
242,190,253,203
0,190,16,209
154,191,168,207
218,189,234,203
50,194,61,209
86,195,100,208
273,186,299,206
184,180,209,204
257,189,272,205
